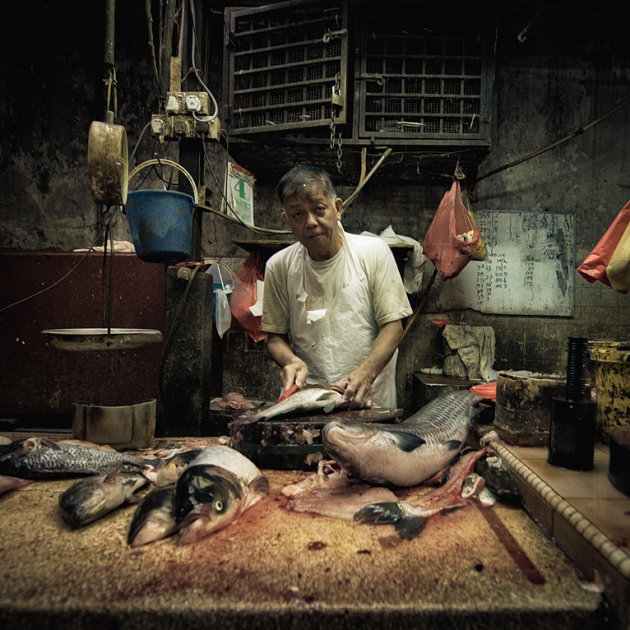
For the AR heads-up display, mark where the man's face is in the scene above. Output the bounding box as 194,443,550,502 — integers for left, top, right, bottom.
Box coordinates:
282,190,343,261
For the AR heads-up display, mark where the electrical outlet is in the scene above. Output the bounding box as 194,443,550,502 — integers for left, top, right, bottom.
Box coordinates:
165,92,211,116
153,115,221,141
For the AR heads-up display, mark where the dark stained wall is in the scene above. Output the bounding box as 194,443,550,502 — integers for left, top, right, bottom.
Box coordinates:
1,1,629,415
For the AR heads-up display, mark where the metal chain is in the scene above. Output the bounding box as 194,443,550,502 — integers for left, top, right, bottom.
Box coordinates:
336,132,343,173
329,73,343,173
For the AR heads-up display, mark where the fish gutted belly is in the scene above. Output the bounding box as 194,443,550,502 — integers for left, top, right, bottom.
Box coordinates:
282,461,398,520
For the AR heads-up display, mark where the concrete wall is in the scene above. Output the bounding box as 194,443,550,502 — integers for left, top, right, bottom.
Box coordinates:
1,1,628,416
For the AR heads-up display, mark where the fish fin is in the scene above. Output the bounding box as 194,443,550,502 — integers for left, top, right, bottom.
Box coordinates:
322,400,336,413
354,502,403,525
394,516,428,541
250,475,270,496
444,439,462,452
393,433,426,453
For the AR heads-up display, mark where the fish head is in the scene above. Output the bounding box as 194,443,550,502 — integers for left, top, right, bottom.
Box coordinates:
175,465,243,545
127,485,178,548
322,419,389,472
59,476,108,527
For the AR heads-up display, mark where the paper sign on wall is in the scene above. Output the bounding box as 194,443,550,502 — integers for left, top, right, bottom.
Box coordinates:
226,162,255,225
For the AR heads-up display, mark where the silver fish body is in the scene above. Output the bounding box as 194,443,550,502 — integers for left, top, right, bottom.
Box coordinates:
0,437,150,479
174,445,269,545
322,390,483,487
236,385,345,424
127,484,178,547
59,468,149,528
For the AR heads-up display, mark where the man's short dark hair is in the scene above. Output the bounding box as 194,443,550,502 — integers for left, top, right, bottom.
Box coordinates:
276,165,336,204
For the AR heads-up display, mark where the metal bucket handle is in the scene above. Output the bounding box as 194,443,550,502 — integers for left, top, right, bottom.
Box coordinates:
128,159,198,205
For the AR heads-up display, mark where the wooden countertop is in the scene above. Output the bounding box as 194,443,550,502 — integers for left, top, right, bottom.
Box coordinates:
0,434,603,629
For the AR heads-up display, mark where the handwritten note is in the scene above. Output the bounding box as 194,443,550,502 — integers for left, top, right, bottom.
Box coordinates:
434,211,575,316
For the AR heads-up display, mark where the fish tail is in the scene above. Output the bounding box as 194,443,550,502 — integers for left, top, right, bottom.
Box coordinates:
394,516,428,540
353,502,404,525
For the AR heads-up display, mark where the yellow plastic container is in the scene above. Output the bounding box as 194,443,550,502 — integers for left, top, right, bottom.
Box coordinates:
589,341,630,442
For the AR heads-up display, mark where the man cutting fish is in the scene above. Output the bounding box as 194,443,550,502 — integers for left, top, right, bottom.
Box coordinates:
261,165,412,409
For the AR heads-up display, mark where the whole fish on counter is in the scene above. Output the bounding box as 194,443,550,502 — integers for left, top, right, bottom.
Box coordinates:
175,445,269,545
322,390,484,487
0,437,152,479
59,468,149,528
354,448,490,539
128,484,179,547
235,385,346,425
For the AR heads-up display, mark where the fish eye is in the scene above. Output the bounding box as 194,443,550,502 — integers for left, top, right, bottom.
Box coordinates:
214,500,224,512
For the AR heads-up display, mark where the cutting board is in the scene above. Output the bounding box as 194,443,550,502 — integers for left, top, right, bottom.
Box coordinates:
229,407,402,470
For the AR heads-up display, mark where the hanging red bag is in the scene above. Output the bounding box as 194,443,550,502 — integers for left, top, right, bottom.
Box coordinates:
422,179,480,279
577,200,630,294
230,252,266,342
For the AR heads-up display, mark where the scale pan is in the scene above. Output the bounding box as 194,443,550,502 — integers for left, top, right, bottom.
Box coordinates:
42,328,162,351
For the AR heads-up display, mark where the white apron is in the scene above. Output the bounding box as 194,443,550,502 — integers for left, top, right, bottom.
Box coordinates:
287,227,398,408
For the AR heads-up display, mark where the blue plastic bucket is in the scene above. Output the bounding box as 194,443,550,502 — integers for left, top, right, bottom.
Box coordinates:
124,189,194,263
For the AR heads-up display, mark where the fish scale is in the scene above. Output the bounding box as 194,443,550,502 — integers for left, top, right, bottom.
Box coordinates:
384,391,482,442
0,437,150,479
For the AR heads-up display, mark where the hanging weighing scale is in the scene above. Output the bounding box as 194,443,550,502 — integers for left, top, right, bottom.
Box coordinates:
41,116,162,352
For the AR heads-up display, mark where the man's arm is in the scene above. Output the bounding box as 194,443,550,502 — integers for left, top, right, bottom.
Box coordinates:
333,319,403,408
265,333,309,393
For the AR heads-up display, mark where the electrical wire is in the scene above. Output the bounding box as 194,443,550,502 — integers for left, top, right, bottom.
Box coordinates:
200,140,292,235
473,94,630,187
188,0,219,121
0,209,117,314
144,0,161,94
129,121,152,165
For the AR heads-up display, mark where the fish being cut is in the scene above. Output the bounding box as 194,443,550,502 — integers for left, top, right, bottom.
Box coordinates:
0,437,151,479
174,445,269,545
354,448,488,539
235,385,346,425
59,468,149,528
322,390,484,487
127,484,179,547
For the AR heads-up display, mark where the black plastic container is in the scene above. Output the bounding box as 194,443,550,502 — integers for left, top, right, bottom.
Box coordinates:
548,337,597,470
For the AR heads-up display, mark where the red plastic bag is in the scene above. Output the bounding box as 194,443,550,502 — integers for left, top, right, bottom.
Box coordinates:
229,252,266,342
577,200,630,294
422,180,480,279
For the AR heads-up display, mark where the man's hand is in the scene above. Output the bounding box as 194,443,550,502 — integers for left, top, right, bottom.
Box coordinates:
334,320,403,408
333,367,374,409
280,358,309,393
265,333,309,393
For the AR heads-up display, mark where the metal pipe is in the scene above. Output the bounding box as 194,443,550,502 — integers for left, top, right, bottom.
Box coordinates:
160,0,177,98
104,0,115,67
